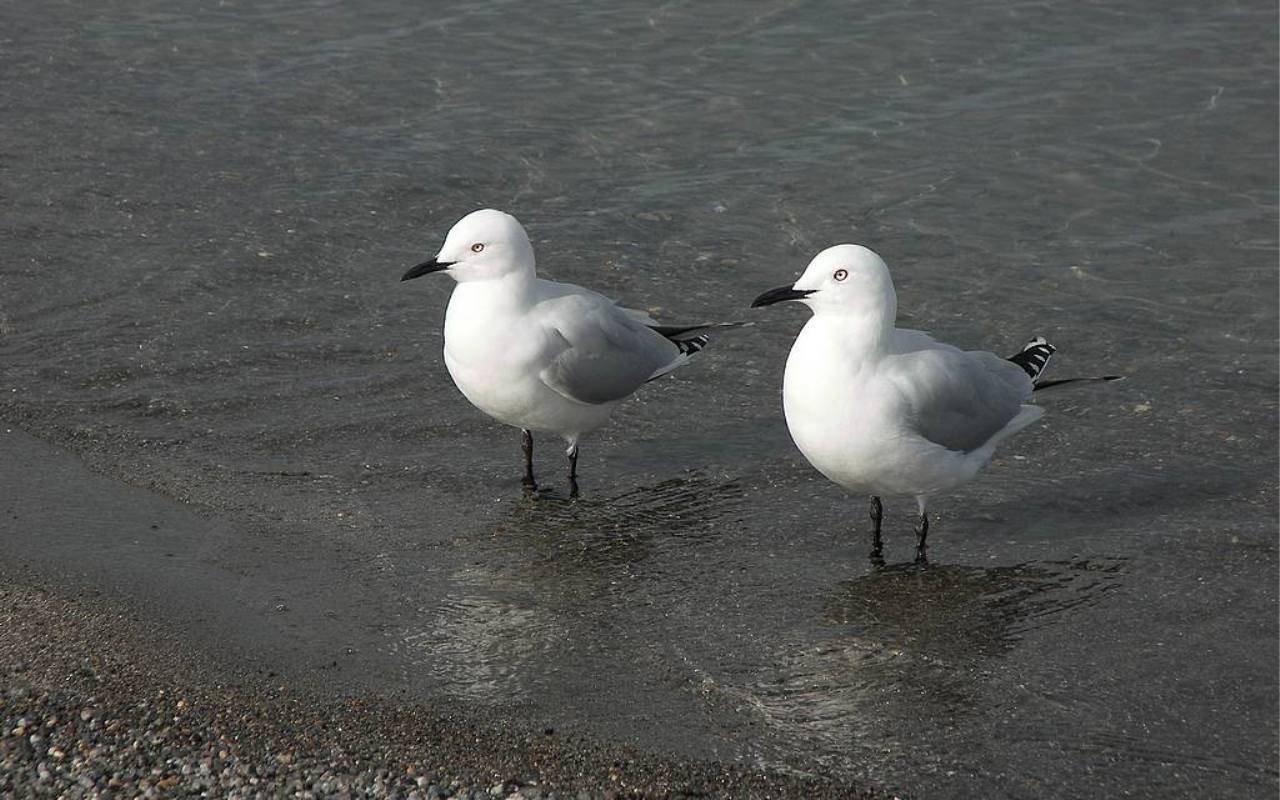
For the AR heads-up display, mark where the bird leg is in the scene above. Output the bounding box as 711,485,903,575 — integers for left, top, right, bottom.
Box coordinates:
520,429,536,491
914,512,929,564
566,444,579,498
868,495,884,562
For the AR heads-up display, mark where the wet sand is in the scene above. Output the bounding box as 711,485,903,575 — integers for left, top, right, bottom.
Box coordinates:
0,563,877,800
0,427,880,797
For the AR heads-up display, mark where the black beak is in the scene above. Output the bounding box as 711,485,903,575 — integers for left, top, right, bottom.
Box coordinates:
401,258,455,282
751,285,815,308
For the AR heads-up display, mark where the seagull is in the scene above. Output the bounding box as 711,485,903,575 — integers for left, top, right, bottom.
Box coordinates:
401,208,732,495
751,244,1120,562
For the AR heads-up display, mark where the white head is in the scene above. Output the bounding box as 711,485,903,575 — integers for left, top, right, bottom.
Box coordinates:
751,244,897,323
401,208,536,284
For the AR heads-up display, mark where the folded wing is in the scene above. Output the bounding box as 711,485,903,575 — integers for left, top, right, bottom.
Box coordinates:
535,287,684,405
884,331,1036,453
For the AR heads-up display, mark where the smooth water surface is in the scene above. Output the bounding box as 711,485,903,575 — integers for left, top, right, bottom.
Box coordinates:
1,1,1276,796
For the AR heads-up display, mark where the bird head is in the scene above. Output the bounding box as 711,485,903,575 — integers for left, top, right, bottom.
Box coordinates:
751,244,897,321
401,208,536,284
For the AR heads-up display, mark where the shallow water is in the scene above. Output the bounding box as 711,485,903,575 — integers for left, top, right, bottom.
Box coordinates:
1,0,1277,796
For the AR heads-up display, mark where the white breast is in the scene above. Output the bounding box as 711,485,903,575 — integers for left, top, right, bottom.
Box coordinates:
781,319,901,493
440,284,615,438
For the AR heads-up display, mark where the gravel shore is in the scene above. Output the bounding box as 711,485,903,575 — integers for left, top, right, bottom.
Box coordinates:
0,577,883,799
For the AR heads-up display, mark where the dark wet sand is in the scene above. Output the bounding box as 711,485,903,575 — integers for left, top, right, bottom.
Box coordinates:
0,430,881,798
0,575,876,800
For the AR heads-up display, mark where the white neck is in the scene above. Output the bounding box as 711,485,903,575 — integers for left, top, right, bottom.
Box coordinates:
810,301,896,357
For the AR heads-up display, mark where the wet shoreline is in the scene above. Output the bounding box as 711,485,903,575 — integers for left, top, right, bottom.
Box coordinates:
2,423,1274,797
0,578,878,799
0,424,881,798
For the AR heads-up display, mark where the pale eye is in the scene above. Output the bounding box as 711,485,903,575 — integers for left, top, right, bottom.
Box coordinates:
833,268,848,281
471,243,485,253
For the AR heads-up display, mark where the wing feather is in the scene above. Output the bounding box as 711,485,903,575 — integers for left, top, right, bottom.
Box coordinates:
535,291,682,405
883,332,1035,453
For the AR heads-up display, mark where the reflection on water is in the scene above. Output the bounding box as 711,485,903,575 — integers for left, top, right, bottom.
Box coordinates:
729,559,1126,774
489,474,748,576
394,474,746,704
824,558,1126,660
395,563,568,704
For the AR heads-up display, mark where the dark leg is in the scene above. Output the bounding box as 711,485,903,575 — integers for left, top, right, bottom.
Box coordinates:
521,429,536,490
914,511,929,563
868,496,884,562
566,445,579,498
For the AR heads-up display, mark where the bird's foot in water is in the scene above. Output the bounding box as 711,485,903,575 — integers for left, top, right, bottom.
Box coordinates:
914,511,929,564
868,495,884,563
520,429,538,493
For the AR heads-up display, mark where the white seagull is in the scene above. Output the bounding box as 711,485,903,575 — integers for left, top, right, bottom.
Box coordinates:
751,244,1120,562
401,209,731,494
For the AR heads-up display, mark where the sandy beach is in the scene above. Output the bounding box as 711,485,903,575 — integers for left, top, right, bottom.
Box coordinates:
0,570,876,799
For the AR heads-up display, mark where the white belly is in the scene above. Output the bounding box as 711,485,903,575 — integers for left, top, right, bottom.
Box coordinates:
781,321,971,498
783,337,885,493
441,287,616,440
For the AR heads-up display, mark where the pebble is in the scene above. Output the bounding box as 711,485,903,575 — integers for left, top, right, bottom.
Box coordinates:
0,686,512,800
0,588,875,800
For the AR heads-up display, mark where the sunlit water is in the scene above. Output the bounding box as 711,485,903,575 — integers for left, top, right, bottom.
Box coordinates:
1,0,1276,796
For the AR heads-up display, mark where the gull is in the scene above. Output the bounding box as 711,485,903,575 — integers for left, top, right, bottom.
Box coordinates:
401,208,732,494
752,244,1120,562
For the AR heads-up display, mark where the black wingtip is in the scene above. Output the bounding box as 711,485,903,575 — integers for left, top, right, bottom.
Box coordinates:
1008,336,1057,380
649,322,730,340
1033,375,1125,392
674,334,711,356
648,322,749,352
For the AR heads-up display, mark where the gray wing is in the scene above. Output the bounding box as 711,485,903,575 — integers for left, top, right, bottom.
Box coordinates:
535,288,683,405
617,305,659,325
884,341,1034,453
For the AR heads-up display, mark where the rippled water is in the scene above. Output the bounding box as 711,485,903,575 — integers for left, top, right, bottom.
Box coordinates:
1,0,1276,796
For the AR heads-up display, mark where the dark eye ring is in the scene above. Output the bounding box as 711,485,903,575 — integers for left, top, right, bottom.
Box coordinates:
471,243,485,253
833,269,848,281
